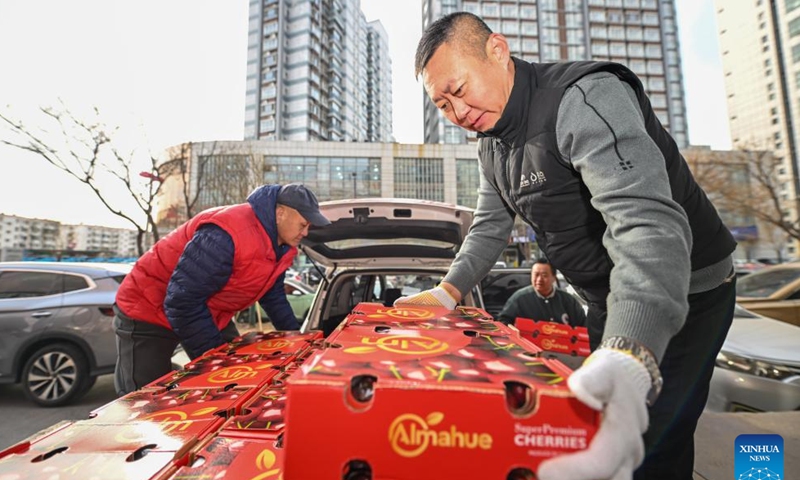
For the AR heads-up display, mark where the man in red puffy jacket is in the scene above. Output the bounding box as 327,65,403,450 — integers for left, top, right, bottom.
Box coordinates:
113,183,329,396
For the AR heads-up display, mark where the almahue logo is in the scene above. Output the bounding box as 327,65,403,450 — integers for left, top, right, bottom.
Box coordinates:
735,434,783,480
388,412,493,458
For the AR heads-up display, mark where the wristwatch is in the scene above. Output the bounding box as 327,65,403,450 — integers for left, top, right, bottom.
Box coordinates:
600,336,663,406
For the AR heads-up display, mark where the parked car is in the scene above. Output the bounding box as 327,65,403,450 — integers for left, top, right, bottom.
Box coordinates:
0,262,131,407
480,268,587,319
736,261,800,327
299,198,480,336
480,267,530,318
706,304,800,412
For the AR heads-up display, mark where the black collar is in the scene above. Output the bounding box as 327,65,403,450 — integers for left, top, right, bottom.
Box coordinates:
480,57,532,147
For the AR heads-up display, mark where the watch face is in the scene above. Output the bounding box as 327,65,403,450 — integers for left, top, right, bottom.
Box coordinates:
599,336,662,406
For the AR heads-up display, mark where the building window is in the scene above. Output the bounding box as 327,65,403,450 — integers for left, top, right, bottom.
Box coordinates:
262,156,381,201
789,0,800,13
642,12,659,26
482,2,499,17
591,25,608,38
520,6,537,19
501,20,518,35
791,17,800,37
394,158,444,202
456,159,480,209
643,28,660,44
501,4,519,16
462,2,479,14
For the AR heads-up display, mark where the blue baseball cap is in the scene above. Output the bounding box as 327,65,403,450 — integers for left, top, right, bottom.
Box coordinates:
276,183,331,227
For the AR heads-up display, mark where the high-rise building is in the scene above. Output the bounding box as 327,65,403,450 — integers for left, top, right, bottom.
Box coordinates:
715,0,800,256
244,0,392,142
421,0,688,148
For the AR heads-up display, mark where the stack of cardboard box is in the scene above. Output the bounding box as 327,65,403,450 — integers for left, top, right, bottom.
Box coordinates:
283,303,599,479
0,305,598,480
0,330,321,480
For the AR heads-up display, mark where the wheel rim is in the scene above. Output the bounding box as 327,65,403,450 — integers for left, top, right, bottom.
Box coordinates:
26,352,78,402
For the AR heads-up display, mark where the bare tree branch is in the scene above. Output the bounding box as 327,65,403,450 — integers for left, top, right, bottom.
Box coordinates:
686,146,800,257
0,104,163,255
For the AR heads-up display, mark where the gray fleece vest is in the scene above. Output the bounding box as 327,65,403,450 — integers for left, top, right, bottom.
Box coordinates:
478,59,736,307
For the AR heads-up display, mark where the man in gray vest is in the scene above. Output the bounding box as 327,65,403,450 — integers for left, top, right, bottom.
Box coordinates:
396,12,736,480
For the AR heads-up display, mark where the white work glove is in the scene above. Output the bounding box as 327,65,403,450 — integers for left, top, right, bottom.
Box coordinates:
393,286,457,310
538,348,652,480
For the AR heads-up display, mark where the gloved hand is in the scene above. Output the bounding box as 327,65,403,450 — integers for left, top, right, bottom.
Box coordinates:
393,286,458,310
537,348,652,480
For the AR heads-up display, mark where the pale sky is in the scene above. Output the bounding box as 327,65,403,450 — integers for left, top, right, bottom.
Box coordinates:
0,0,730,229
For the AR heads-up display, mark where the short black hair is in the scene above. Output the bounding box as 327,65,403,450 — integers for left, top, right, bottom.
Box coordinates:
414,11,493,79
532,258,556,276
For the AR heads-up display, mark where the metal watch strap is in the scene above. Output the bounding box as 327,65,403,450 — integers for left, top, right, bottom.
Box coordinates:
599,336,663,406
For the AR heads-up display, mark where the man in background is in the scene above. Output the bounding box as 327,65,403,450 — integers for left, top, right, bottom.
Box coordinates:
498,259,586,327
113,183,330,396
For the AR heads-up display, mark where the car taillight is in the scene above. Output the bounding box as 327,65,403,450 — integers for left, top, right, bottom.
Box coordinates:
99,307,115,317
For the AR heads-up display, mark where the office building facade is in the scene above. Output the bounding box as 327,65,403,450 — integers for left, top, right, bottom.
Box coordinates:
159,141,776,259
244,0,392,142
421,0,688,148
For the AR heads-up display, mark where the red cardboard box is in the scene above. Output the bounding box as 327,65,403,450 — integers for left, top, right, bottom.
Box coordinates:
284,307,598,479
514,317,590,343
209,330,323,358
222,379,288,440
527,334,592,358
515,318,591,357
146,353,292,390
0,423,191,480
86,386,253,439
343,302,499,331
168,435,284,480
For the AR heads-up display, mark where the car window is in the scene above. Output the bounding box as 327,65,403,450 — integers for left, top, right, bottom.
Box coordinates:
0,271,63,299
111,274,127,284
480,270,530,317
386,274,442,296
62,274,90,293
737,268,800,297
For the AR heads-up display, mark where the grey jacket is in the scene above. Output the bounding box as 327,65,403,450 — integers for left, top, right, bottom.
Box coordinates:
444,69,733,361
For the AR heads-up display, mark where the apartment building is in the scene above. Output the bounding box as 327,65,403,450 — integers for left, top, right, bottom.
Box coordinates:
715,0,800,256
421,0,688,148
244,0,393,142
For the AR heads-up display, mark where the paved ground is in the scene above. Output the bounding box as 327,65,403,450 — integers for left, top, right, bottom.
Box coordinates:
693,411,799,479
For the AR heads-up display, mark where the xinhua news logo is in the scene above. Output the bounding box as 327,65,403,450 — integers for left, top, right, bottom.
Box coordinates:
735,434,783,480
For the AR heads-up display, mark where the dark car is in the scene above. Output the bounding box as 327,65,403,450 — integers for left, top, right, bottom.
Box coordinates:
480,267,531,318
0,262,131,406
480,267,586,319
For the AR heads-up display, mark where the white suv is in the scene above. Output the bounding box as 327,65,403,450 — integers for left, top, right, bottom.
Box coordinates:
299,198,482,336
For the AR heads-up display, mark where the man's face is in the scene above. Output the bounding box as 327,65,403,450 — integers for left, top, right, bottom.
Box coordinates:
531,264,555,296
422,35,513,133
276,206,310,247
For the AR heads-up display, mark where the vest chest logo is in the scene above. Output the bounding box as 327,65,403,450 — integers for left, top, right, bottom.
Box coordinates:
519,171,547,189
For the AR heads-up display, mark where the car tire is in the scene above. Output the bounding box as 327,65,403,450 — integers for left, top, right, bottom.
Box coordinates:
76,375,98,397
21,343,90,407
